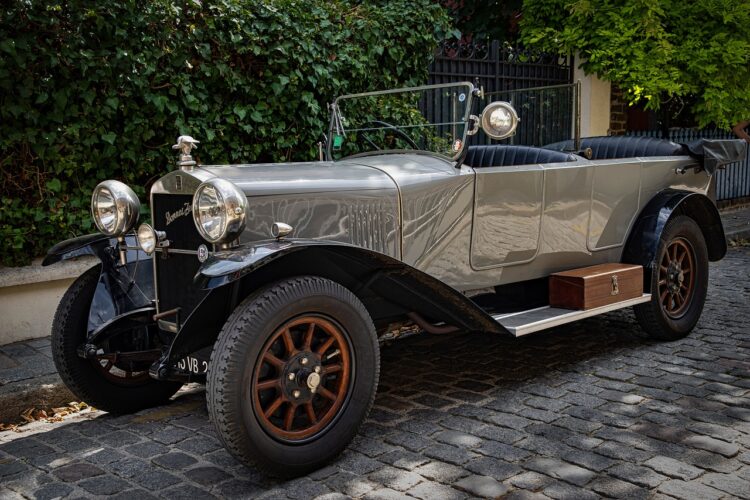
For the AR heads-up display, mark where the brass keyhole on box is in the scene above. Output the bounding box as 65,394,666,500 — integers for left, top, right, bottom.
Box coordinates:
611,275,619,296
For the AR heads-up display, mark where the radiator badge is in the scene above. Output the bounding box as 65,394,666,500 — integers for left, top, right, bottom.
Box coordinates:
165,202,192,226
197,244,209,263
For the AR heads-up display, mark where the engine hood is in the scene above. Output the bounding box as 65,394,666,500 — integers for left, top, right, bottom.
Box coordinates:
197,153,457,196
197,160,396,196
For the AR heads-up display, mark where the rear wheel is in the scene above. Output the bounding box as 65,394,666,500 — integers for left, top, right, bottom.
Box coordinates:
52,266,182,413
207,276,379,477
634,215,709,340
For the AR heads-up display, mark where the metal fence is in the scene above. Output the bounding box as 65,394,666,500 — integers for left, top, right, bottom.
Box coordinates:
429,40,573,94
477,82,579,147
627,129,750,202
427,40,576,148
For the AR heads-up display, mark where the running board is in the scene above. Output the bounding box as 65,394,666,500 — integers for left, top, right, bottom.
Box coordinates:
493,293,651,337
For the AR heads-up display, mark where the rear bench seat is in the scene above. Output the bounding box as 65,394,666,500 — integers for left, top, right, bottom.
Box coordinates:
464,144,578,168
543,136,687,160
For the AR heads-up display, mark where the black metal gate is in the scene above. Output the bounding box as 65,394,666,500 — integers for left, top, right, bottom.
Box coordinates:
478,83,579,147
428,40,573,93
428,40,575,147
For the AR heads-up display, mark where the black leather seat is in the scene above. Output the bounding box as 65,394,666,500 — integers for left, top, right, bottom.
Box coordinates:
464,145,578,168
543,136,687,160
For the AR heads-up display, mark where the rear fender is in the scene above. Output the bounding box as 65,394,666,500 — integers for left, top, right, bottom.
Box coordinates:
151,240,507,379
43,234,154,335
622,189,726,287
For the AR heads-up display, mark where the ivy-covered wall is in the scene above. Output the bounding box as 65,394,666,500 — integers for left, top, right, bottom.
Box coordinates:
0,0,450,266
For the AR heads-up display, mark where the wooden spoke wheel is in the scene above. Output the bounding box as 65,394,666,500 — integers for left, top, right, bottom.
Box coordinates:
207,276,379,477
634,215,709,341
657,238,696,319
91,356,152,386
252,316,353,442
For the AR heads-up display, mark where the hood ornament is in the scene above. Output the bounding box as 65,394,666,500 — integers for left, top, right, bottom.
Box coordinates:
172,135,200,170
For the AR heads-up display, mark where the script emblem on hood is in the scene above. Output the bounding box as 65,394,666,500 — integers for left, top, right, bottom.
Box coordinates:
165,202,192,226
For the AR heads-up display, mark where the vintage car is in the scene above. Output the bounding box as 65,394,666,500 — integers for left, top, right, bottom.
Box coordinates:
43,82,744,476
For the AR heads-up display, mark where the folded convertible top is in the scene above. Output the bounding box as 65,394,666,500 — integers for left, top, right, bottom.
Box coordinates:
681,139,747,175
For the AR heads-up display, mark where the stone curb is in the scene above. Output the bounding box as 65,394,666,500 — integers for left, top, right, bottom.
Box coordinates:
0,256,97,288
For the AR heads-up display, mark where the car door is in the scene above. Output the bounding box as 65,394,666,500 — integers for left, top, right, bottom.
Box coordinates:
470,163,545,270
587,159,642,251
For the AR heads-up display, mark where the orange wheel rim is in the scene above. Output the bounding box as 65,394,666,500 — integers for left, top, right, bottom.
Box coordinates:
90,358,151,386
252,315,352,442
657,238,696,319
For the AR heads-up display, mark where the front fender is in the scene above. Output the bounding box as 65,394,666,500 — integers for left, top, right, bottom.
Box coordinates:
43,233,154,335
622,189,726,287
151,240,510,380
195,239,349,289
152,239,508,379
42,233,111,266
196,239,507,334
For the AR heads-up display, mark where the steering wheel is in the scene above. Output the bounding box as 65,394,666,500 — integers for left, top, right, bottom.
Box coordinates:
356,120,419,151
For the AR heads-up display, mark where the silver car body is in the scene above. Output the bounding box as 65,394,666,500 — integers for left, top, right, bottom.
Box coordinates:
152,151,708,292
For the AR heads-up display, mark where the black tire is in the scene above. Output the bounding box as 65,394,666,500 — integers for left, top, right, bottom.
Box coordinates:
634,215,709,340
207,276,379,478
52,265,182,413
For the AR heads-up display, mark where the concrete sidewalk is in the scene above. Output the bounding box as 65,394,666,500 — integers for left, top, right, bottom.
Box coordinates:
0,205,748,425
722,205,750,242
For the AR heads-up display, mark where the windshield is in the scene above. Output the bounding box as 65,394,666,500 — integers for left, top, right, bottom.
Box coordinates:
328,82,474,161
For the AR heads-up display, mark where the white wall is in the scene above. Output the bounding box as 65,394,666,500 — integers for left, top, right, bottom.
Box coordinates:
574,56,611,137
0,258,96,345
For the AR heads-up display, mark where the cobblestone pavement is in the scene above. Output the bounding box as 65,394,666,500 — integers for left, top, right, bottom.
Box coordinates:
0,337,54,384
723,205,750,241
1,247,749,499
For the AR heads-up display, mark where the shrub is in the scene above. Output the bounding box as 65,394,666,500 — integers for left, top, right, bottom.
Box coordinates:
0,0,449,266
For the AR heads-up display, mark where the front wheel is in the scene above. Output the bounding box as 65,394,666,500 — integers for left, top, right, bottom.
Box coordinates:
52,266,182,413
207,276,379,477
634,215,709,340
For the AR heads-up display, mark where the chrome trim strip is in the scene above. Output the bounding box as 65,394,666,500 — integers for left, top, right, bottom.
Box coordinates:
494,293,651,337
153,248,201,256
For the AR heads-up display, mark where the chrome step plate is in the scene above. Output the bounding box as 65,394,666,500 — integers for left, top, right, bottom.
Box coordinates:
493,293,651,337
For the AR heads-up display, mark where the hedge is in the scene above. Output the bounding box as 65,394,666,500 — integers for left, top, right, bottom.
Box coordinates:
0,0,450,266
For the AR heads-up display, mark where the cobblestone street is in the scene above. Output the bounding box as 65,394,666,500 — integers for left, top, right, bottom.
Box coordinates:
1,247,749,499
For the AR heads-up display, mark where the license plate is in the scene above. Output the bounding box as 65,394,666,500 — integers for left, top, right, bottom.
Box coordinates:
177,356,208,374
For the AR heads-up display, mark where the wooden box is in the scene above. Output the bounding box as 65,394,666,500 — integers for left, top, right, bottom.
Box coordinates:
549,263,643,310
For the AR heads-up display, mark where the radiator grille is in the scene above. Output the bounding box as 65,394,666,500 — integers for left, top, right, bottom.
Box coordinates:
152,194,208,315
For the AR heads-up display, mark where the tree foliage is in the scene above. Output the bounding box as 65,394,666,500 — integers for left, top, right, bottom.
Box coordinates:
520,0,750,129
0,0,449,266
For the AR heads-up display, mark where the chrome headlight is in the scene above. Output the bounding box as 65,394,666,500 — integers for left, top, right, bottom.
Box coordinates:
192,179,247,244
136,223,158,255
91,180,140,236
480,101,519,140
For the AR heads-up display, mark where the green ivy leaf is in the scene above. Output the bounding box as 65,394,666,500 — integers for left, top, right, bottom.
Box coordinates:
45,178,62,192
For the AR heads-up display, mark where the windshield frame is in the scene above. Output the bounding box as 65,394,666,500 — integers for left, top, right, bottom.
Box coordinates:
326,82,476,162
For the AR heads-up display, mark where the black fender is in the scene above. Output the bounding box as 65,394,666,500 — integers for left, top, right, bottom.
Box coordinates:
42,233,111,266
151,239,508,379
42,233,154,336
82,306,156,351
622,189,726,288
